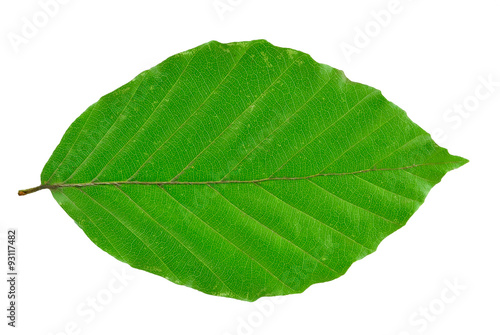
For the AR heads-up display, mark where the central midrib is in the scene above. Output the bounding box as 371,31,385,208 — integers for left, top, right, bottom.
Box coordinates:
39,161,458,191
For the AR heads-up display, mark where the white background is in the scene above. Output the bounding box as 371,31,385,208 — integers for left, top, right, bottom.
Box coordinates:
1,0,499,334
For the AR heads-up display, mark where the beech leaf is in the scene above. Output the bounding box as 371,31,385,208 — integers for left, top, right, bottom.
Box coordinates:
19,40,468,301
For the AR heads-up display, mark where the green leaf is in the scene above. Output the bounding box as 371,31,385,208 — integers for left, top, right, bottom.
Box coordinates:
20,40,467,301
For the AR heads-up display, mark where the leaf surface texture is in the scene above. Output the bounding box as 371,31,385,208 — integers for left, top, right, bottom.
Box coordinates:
39,40,467,301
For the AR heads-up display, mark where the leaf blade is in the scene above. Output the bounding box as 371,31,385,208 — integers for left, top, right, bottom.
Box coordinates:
31,39,468,301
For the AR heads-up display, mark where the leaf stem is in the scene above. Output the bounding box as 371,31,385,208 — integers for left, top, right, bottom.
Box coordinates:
18,184,54,196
